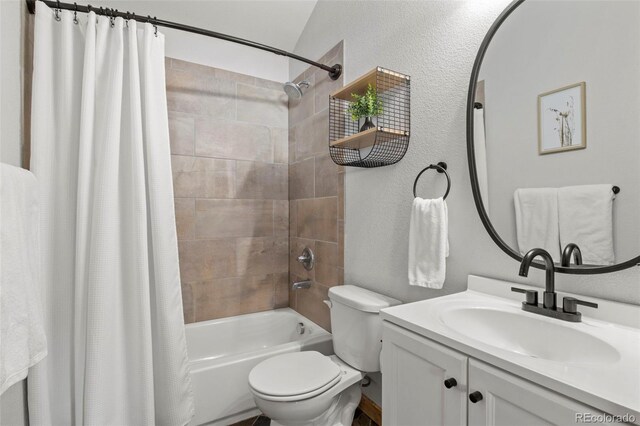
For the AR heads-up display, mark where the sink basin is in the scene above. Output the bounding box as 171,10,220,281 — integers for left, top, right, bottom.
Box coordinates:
439,307,621,363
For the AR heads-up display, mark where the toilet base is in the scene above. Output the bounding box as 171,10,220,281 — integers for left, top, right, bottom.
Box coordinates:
270,383,361,426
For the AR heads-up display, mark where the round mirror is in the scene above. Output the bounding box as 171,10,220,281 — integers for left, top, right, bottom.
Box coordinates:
467,0,640,274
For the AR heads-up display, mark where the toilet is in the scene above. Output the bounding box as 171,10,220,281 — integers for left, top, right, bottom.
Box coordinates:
248,285,400,426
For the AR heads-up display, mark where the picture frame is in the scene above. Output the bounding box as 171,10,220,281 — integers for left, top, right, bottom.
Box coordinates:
537,82,586,155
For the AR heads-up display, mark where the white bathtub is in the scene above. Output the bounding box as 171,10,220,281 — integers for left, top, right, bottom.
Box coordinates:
186,308,333,426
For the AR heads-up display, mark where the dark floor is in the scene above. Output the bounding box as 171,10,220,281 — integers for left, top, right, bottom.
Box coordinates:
230,408,379,426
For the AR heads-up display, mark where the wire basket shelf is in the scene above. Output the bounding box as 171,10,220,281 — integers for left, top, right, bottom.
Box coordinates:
329,67,410,167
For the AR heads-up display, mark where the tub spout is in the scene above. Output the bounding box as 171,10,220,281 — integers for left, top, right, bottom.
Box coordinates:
292,280,312,290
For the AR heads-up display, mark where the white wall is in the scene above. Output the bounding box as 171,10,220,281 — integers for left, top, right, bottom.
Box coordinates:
163,29,288,82
292,0,640,307
0,0,26,167
479,0,640,263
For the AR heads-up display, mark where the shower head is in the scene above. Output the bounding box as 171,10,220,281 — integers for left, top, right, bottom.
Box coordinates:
283,80,310,99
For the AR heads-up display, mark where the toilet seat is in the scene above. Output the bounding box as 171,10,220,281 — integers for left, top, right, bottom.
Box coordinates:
248,352,343,402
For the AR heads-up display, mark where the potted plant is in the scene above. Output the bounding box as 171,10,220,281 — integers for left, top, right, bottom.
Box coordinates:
347,84,383,132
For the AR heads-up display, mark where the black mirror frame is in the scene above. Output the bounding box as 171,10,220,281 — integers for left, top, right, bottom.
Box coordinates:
466,0,640,275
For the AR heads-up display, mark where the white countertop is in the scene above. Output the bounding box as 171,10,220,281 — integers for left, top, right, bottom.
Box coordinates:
380,275,640,421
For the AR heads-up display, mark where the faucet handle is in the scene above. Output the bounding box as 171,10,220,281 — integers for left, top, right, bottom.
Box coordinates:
511,287,538,306
562,297,598,315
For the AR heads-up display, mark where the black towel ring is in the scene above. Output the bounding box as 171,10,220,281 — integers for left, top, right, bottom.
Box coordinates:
413,161,451,200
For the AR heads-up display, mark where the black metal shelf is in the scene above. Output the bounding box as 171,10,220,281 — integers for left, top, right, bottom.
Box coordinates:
329,67,410,168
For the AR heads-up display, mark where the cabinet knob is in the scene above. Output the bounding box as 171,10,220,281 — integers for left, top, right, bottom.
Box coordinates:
469,391,483,403
443,378,457,389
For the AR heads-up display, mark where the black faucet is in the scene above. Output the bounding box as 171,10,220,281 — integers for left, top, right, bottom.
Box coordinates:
512,247,598,322
519,248,556,309
561,243,583,267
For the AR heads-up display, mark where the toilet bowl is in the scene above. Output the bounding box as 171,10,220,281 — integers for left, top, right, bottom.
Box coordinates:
249,353,363,426
248,286,400,426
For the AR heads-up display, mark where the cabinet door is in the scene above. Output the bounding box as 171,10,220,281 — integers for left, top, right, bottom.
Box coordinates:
382,322,468,426
468,359,615,426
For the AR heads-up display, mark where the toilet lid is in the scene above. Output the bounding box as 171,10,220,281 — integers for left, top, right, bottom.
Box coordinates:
249,351,341,398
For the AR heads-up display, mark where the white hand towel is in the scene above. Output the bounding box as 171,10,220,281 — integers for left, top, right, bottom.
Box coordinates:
558,184,615,265
1,164,47,394
514,188,561,260
408,197,449,289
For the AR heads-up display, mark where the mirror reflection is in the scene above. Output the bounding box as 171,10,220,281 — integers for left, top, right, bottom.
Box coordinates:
474,0,640,267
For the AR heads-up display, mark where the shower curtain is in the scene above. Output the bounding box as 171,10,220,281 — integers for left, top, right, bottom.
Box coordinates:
27,3,194,425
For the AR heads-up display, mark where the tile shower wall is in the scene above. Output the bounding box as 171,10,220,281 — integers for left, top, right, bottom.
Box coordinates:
166,58,289,323
288,42,345,331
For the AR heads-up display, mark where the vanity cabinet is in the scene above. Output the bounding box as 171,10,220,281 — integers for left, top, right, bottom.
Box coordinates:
382,322,613,426
467,359,610,426
382,322,468,426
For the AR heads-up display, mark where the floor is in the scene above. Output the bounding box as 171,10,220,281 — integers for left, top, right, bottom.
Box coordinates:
230,409,379,426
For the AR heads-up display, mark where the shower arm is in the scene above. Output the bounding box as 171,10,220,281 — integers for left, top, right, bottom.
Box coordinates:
25,0,343,81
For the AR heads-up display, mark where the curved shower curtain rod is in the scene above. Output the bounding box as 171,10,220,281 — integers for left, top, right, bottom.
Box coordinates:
25,0,343,81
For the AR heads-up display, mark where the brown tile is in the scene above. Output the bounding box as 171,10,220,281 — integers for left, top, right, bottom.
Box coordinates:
290,238,315,280
171,155,235,199
213,68,256,86
295,108,329,160
315,241,339,287
274,200,289,237
314,62,343,114
174,198,195,241
338,172,345,221
193,274,275,321
297,197,338,242
274,272,290,309
195,119,272,162
168,58,217,78
314,154,339,197
289,200,298,237
271,128,289,164
181,282,195,324
235,237,288,277
166,74,236,119
255,77,286,91
168,112,195,155
295,282,331,332
236,161,288,200
237,83,288,128
288,125,297,164
289,157,315,200
195,199,274,239
178,239,236,282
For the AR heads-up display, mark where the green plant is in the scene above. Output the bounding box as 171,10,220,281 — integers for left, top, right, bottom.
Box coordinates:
347,84,383,121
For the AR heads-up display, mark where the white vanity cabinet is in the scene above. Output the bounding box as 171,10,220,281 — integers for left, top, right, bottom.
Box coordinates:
382,322,468,426
382,322,613,426
467,359,612,426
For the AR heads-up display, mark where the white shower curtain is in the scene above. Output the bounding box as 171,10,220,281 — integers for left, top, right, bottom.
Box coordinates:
27,3,194,425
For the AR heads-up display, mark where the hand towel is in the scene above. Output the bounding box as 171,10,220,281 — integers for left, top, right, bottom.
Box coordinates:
514,188,561,260
558,184,615,265
408,197,449,289
1,164,47,394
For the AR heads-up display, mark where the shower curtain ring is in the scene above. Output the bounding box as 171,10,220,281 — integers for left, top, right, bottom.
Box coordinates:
73,2,78,24
54,0,61,21
109,9,115,27
153,16,158,36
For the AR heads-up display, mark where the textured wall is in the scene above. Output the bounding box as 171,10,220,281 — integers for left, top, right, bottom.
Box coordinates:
292,0,640,305
288,42,344,331
166,58,290,323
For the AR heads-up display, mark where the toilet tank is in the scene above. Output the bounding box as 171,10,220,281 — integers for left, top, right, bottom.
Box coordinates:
328,285,401,372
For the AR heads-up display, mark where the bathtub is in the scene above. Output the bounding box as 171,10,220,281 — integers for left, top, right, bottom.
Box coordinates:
186,308,333,426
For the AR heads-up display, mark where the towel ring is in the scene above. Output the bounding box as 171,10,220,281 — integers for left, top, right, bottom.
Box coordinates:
413,162,451,200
